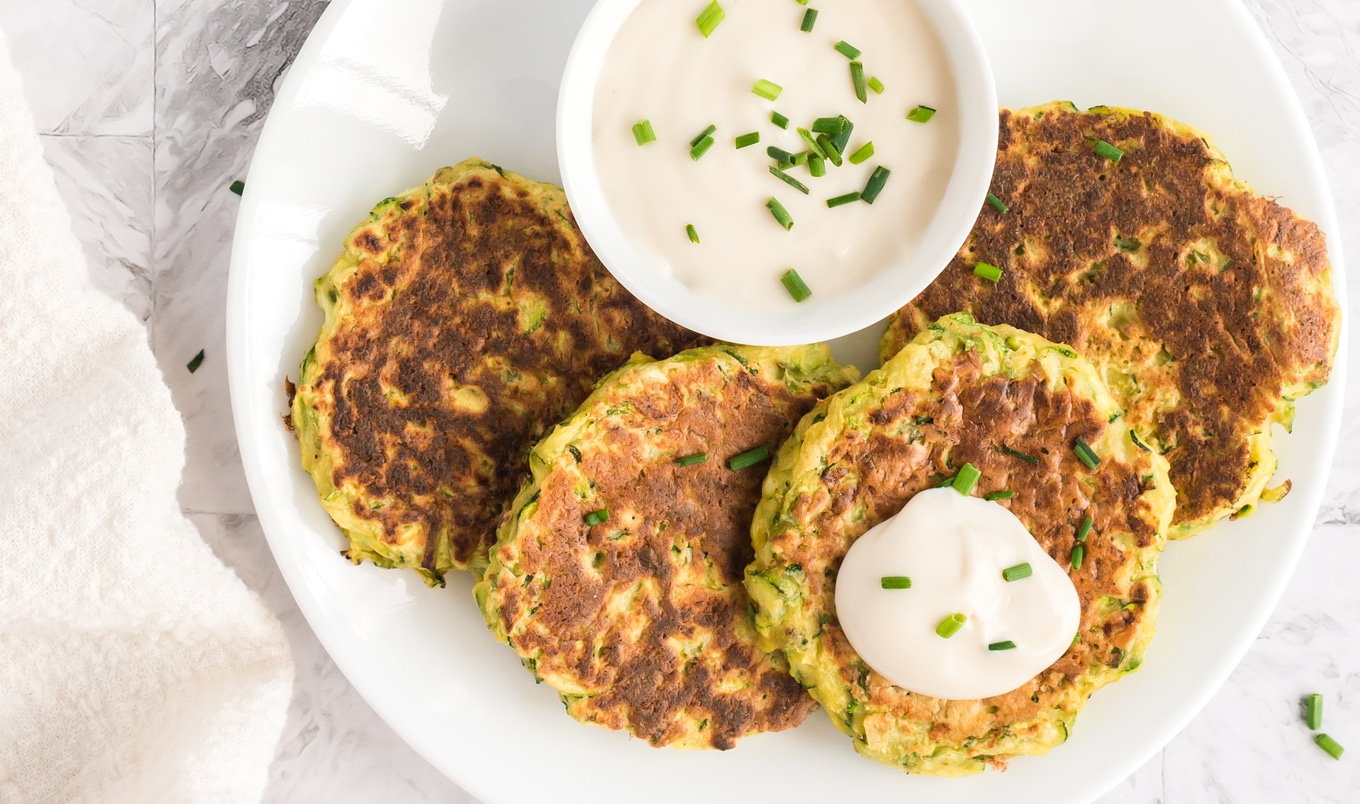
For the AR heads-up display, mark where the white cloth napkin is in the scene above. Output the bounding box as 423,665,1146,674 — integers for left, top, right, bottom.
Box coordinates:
0,34,293,803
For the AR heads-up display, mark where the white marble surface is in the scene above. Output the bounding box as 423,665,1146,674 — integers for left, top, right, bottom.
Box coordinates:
1,0,1356,801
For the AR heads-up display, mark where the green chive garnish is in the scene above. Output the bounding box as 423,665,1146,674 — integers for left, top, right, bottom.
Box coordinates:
1130,430,1152,452
861,166,890,204
767,145,796,168
812,116,847,135
790,151,808,166
880,576,912,589
974,262,1002,283
766,197,794,230
632,120,656,146
677,453,708,466
753,79,783,101
952,462,981,496
780,269,812,302
770,166,810,195
985,490,1014,501
690,135,716,160
826,192,861,208
800,7,818,31
1307,694,1323,730
850,61,867,103
735,131,761,149
808,154,826,177
729,446,770,470
690,124,717,148
907,105,937,123
988,640,1017,651
796,128,826,159
1315,733,1345,760
1002,563,1032,582
868,76,885,95
771,110,790,129
834,40,861,59
848,141,875,165
686,224,700,244
1003,445,1039,465
187,349,205,373
936,613,966,639
830,118,854,152
229,180,245,196
697,1,725,37
1094,139,1124,161
1076,516,1093,542
816,134,843,167
986,193,1009,213
1074,436,1101,470
584,508,609,526
1070,543,1085,570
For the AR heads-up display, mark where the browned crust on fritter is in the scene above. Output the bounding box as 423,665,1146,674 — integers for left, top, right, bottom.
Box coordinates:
491,357,831,749
308,165,703,574
884,106,1339,530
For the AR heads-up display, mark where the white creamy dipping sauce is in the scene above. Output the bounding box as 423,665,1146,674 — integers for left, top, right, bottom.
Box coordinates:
592,0,959,311
834,488,1081,700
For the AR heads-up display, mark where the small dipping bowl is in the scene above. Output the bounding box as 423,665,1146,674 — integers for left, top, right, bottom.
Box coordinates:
558,0,997,347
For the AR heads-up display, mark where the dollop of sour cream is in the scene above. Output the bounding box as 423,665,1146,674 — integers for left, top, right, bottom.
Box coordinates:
834,488,1081,700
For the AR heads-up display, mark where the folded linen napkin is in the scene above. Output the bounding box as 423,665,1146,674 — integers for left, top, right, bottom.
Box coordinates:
0,34,293,803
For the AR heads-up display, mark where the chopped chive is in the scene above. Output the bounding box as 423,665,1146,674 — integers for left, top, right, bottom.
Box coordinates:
690,124,717,148
796,128,826,158
850,61,867,103
834,40,861,59
567,445,583,462
816,134,843,166
800,7,818,31
988,640,1017,651
907,105,937,123
767,145,796,168
780,268,813,302
808,154,826,177
632,120,656,146
1307,693,1323,730
812,116,847,135
848,141,875,165
1076,516,1093,542
936,613,966,639
677,452,708,466
686,224,700,244
826,192,860,208
1315,733,1345,760
1003,445,1039,465
868,76,885,95
985,490,1014,501
986,192,1009,213
861,166,890,204
1074,436,1101,470
790,151,808,166
1129,430,1152,452
1094,139,1124,161
729,446,770,470
1002,563,1032,582
766,197,794,230
795,0,807,4
769,166,810,195
229,180,245,196
951,463,981,496
187,349,205,373
974,262,1002,283
690,135,716,160
735,131,761,149
1070,543,1085,570
584,508,609,526
937,474,957,488
880,576,912,589
696,1,725,37
753,79,783,101
771,110,790,129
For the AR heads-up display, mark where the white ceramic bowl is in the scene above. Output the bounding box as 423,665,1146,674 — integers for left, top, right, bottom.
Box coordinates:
557,0,998,346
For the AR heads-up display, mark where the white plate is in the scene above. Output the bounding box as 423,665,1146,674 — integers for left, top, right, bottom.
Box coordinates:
226,1,1347,801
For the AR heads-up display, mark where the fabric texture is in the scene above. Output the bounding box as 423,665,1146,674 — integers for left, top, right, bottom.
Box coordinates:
0,33,293,803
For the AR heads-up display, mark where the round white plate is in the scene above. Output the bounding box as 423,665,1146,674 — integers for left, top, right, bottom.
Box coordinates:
226,1,1347,802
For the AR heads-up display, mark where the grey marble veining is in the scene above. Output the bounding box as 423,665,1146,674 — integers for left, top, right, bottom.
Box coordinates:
1,0,1357,801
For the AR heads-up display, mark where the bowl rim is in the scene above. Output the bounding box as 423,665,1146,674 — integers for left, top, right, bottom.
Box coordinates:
556,0,998,347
